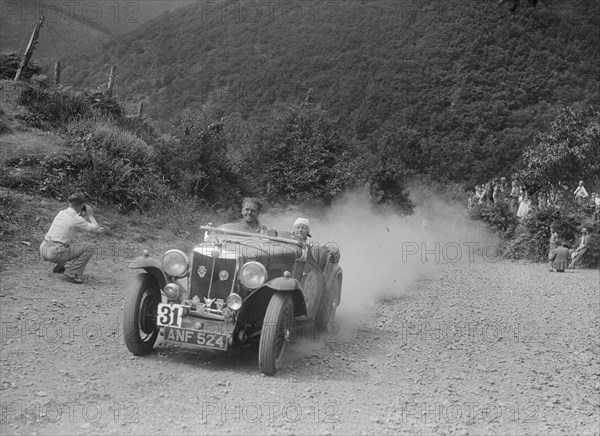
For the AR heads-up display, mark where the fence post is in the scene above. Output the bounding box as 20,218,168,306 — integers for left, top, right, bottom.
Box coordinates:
106,66,116,97
54,60,61,85
14,16,45,81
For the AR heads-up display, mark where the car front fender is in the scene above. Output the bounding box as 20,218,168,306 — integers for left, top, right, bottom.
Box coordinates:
128,256,168,290
238,279,308,321
264,276,301,292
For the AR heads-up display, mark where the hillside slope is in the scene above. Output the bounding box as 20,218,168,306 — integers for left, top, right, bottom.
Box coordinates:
15,0,600,183
0,1,196,69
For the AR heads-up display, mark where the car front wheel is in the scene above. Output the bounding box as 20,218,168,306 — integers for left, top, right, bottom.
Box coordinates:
123,273,160,355
258,293,293,376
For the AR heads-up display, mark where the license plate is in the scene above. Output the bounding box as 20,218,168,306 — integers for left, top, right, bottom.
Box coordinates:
157,303,184,328
163,327,228,350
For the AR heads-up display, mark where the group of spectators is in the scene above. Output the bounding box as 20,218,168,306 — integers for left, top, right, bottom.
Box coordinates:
469,178,600,221
548,225,590,272
468,177,596,270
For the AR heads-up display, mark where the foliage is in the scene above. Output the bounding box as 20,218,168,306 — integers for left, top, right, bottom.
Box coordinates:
472,198,600,267
67,119,155,166
241,102,356,205
0,51,41,79
0,117,12,134
154,108,241,207
469,201,518,240
1,119,167,211
65,119,164,210
521,107,600,191
363,132,416,213
0,192,19,238
17,82,91,127
66,0,600,186
502,206,561,261
580,222,600,268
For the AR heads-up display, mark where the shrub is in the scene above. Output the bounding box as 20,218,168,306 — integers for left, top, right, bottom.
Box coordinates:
242,102,355,205
64,119,162,210
1,119,168,211
17,83,91,127
0,192,19,239
155,109,242,207
0,51,41,79
68,119,155,165
469,201,518,240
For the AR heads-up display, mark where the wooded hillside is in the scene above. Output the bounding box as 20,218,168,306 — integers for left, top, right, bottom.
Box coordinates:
0,1,194,61
34,1,600,185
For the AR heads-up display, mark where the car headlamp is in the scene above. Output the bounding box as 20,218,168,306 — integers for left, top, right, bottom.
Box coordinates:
161,249,189,277
163,283,180,300
240,261,267,289
226,293,242,311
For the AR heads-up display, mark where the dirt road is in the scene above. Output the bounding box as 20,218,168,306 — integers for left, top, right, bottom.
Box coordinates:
1,233,598,435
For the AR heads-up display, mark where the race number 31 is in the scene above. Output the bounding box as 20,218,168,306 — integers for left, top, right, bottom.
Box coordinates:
157,304,182,328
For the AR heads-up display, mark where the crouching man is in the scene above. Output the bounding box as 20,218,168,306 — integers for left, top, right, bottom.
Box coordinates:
39,192,104,284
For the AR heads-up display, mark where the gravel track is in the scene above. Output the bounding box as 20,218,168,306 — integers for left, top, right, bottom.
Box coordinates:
1,239,598,435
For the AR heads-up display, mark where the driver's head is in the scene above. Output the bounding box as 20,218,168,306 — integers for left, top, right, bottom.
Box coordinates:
292,218,311,241
241,197,262,224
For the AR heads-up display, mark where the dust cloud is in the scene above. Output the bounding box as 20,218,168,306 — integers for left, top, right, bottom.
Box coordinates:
263,185,497,338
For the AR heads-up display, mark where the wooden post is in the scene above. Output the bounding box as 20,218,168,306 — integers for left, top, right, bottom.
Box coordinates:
106,66,116,97
14,16,45,81
137,102,144,118
54,60,61,85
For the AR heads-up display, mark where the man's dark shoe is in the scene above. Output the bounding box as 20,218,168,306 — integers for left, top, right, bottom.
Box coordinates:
52,264,66,273
63,273,83,284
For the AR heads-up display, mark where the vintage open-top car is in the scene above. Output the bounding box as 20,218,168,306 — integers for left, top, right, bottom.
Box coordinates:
123,223,342,375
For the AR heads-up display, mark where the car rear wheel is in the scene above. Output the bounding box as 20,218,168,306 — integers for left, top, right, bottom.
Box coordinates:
316,275,341,332
258,293,293,376
123,273,160,355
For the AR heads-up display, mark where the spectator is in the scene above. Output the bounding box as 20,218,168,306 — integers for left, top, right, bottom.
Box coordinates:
39,192,104,284
481,181,491,205
538,192,548,209
493,180,502,204
509,180,520,215
549,241,570,273
549,225,559,255
500,177,509,196
517,188,530,218
593,192,600,221
475,185,485,204
569,227,590,269
574,180,589,203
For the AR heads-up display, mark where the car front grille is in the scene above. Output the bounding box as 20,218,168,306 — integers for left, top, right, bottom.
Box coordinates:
190,251,237,304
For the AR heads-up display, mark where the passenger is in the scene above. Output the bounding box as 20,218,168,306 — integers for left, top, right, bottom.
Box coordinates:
291,218,340,270
291,217,311,244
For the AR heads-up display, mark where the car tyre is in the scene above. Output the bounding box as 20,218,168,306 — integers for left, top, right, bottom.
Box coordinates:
316,274,341,333
123,273,160,355
259,293,293,376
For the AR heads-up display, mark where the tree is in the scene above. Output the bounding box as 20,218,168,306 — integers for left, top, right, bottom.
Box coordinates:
243,102,353,204
521,107,600,191
155,108,241,205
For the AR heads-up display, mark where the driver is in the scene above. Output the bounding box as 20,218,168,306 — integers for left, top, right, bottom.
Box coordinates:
239,197,268,234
